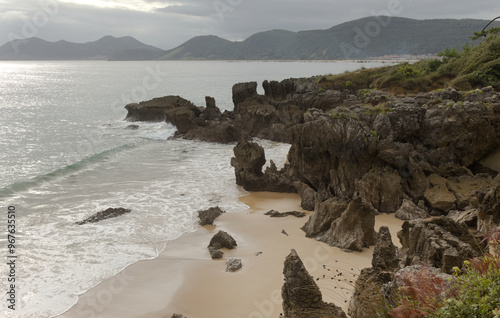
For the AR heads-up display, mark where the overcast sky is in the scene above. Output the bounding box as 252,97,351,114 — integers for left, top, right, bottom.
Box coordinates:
1,0,499,49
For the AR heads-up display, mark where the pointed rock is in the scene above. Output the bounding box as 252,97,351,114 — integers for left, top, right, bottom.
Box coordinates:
282,249,347,318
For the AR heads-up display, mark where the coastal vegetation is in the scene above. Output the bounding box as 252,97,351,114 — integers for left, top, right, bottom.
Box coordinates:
318,33,500,92
390,228,500,318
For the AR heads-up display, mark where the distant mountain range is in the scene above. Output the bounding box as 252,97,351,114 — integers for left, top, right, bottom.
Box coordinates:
0,17,497,61
0,35,164,60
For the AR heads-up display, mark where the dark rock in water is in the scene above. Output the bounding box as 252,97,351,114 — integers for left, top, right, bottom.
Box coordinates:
282,249,347,318
372,226,399,271
397,217,483,274
225,258,243,272
301,197,350,238
125,95,195,122
208,247,224,259
203,96,221,120
208,230,237,250
316,197,377,252
294,181,316,211
264,210,306,218
75,208,131,225
232,82,258,109
198,206,225,226
126,124,139,130
395,199,429,220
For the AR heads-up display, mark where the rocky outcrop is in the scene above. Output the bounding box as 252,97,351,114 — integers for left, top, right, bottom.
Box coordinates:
125,77,500,232
372,226,399,271
395,199,429,220
125,96,196,122
316,197,377,252
264,210,306,218
448,209,478,227
231,141,296,192
225,258,243,272
75,208,131,225
355,167,403,213
301,197,350,238
349,227,398,318
397,217,483,274
207,231,237,259
208,230,237,250
348,268,394,318
282,249,347,318
198,206,225,226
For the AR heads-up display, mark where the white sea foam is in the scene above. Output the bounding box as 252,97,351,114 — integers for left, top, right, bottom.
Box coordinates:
0,140,252,318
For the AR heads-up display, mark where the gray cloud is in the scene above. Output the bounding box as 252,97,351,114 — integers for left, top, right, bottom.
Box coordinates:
1,0,499,49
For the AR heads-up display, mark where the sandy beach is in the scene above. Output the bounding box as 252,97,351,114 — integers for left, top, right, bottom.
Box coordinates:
60,191,404,318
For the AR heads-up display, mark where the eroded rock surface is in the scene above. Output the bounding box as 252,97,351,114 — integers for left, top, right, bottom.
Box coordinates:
282,249,347,318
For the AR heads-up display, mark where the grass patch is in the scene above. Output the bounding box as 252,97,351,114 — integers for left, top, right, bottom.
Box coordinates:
317,34,500,93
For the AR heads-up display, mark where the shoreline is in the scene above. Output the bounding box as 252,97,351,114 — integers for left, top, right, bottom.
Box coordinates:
60,191,403,318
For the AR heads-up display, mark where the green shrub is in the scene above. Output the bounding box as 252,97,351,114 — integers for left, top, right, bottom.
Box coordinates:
432,256,500,318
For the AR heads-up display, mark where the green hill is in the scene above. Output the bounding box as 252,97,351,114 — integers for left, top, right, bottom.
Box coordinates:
159,17,499,60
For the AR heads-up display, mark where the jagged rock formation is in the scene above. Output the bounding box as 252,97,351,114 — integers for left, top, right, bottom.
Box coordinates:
301,197,350,238
75,208,131,225
349,227,399,318
198,206,225,226
372,226,400,271
397,217,483,274
315,197,377,252
230,141,296,192
395,199,429,220
282,249,347,318
125,78,500,234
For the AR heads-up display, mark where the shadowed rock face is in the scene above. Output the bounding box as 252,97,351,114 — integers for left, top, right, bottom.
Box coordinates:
231,141,297,192
282,249,347,318
397,217,483,274
315,197,377,252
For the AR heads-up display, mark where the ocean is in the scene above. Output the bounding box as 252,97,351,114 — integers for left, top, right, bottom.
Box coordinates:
0,60,388,318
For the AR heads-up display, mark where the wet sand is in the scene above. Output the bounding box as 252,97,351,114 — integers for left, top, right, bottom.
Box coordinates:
60,192,403,318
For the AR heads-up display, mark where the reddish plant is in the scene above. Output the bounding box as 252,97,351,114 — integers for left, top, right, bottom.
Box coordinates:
390,266,458,318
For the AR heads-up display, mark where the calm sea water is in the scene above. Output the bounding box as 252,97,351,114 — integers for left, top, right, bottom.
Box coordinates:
0,60,387,318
